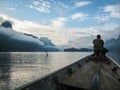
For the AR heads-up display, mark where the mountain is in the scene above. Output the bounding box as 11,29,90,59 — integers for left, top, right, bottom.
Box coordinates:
40,37,55,46
1,21,12,28
64,47,80,52
105,35,120,51
0,21,59,52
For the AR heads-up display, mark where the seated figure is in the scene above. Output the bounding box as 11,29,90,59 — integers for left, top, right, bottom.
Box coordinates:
93,34,104,57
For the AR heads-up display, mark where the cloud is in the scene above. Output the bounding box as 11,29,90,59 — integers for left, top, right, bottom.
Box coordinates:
75,1,91,8
51,0,70,16
26,0,51,13
26,5,34,9
71,13,88,20
51,17,67,29
52,1,91,15
0,14,47,33
103,4,120,18
94,4,120,23
0,26,44,46
0,14,68,45
94,13,110,22
4,7,15,10
0,14,119,49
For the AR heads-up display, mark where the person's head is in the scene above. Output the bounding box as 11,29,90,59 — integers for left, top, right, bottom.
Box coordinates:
97,34,101,39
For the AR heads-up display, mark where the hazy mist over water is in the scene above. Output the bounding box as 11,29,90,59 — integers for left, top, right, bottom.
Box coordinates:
0,52,91,90
107,51,120,64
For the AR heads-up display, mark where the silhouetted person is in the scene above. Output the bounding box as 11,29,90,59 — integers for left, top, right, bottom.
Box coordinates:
93,34,104,57
45,50,48,57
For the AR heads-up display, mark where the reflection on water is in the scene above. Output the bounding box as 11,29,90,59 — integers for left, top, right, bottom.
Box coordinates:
0,52,91,90
107,51,120,64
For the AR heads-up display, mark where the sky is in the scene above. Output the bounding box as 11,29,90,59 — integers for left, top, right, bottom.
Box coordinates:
0,0,120,49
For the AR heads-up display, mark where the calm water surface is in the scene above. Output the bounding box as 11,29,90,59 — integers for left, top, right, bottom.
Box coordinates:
0,52,91,90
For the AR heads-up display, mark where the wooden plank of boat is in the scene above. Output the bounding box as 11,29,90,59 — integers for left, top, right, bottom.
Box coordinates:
99,62,120,90
60,56,120,90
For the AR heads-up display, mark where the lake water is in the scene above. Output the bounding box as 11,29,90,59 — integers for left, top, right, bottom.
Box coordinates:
0,52,91,90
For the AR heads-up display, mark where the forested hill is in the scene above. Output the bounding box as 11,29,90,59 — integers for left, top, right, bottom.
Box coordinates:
0,21,59,52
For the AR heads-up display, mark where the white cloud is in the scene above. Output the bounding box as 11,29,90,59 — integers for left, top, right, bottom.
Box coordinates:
94,13,110,22
52,1,70,16
0,27,45,51
71,13,88,20
4,7,15,10
26,0,51,13
26,5,34,9
75,1,91,7
51,17,67,29
104,4,120,18
0,14,119,49
33,1,40,6
0,14,47,33
94,4,120,23
0,14,68,46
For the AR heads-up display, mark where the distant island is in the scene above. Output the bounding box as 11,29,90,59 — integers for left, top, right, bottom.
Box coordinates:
64,34,120,52
64,47,92,52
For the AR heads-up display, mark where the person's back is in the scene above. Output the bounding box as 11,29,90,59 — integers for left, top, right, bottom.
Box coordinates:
93,34,104,57
93,38,104,48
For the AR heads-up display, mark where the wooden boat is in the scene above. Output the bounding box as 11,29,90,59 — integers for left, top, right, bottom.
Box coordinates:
60,56,120,90
16,55,120,90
